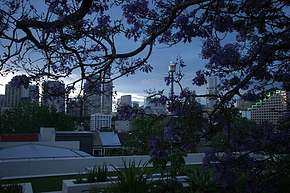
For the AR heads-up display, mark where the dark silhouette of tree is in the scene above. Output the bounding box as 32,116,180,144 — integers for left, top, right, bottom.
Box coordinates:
0,102,75,133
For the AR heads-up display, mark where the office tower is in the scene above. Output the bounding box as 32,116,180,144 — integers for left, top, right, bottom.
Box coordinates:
249,90,289,125
4,79,39,108
132,101,139,108
120,95,132,107
207,76,218,109
42,80,65,113
67,97,83,117
28,85,40,103
84,75,112,116
0,94,5,111
102,81,113,114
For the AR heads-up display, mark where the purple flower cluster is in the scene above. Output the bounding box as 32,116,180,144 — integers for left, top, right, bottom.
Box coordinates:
122,1,149,24
148,137,167,161
163,127,174,143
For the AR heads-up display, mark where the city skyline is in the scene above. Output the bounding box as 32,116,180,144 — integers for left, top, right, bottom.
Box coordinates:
0,37,207,104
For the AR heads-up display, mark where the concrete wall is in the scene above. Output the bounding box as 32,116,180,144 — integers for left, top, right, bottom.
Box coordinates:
0,153,204,179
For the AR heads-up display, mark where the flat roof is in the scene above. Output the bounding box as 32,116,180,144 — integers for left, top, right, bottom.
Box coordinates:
0,143,91,160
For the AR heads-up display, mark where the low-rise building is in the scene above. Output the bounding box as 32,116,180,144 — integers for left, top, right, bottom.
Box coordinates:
144,97,167,115
90,113,112,131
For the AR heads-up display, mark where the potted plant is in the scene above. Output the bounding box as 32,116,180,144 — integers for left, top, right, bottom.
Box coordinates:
62,164,114,193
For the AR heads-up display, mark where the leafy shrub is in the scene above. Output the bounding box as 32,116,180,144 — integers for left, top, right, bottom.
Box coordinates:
187,167,218,193
108,161,150,193
86,165,108,183
0,184,23,193
75,172,84,184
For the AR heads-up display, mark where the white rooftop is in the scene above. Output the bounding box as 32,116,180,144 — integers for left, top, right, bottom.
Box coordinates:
0,143,91,160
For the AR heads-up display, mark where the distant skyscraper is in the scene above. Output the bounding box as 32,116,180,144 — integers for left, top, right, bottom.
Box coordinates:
120,95,132,107
67,97,83,117
4,80,39,108
132,101,139,108
42,81,65,113
84,75,112,116
28,85,39,104
102,81,113,114
207,76,218,109
0,94,5,111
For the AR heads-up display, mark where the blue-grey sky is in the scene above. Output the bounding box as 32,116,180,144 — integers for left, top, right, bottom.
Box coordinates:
0,1,208,104
113,37,207,103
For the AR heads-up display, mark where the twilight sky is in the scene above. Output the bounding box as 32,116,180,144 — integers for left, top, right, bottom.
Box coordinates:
0,2,208,104
0,38,207,104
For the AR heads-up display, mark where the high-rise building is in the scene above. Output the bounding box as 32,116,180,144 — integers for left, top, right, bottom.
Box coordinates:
42,81,65,113
28,85,40,104
67,97,83,117
120,95,132,107
84,76,112,116
0,94,5,111
4,80,39,108
207,76,218,109
132,101,139,108
102,81,113,114
249,90,289,125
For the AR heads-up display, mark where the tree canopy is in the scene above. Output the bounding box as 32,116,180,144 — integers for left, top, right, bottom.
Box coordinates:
0,102,76,133
0,0,288,102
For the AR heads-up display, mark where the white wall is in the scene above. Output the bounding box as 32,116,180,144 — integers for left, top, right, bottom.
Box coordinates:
0,153,204,179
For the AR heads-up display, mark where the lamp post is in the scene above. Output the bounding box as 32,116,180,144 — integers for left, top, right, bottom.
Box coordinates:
168,61,176,101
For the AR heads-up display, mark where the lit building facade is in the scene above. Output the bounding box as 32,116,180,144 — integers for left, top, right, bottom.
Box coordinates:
249,90,289,125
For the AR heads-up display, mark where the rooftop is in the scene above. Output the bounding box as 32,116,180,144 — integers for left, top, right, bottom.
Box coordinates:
0,143,91,160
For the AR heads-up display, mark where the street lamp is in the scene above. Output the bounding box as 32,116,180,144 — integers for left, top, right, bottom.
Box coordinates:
168,61,176,100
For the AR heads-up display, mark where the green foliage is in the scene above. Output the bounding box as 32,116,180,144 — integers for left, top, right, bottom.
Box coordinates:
86,165,108,183
0,102,76,133
187,168,218,193
108,161,150,193
210,111,256,148
126,117,165,153
74,173,84,184
0,183,23,193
